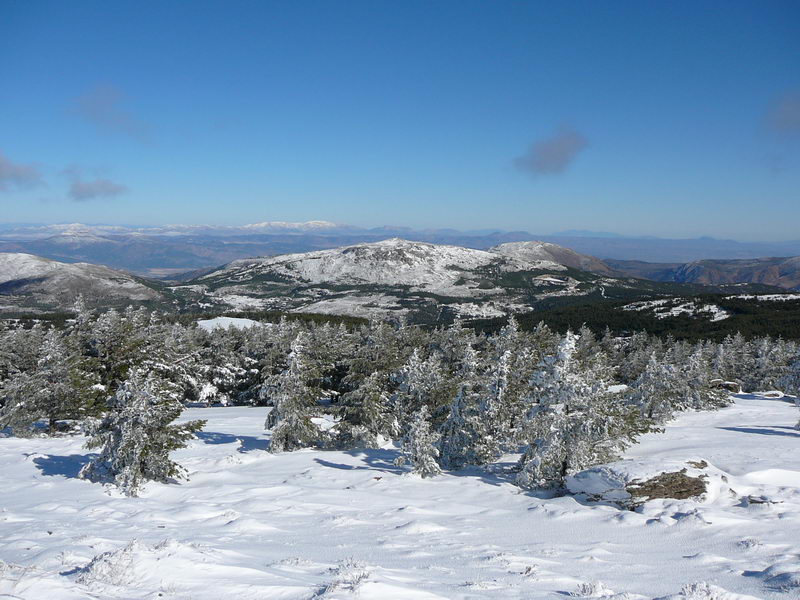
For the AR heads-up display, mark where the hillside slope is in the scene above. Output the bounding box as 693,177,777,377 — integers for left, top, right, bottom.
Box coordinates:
0,253,163,313
609,256,800,291
490,240,614,275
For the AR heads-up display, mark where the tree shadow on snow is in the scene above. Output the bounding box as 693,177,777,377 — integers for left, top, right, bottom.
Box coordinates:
736,393,799,405
339,448,407,474
718,426,800,438
445,461,519,488
314,458,373,471
33,454,95,478
319,449,520,486
195,431,270,452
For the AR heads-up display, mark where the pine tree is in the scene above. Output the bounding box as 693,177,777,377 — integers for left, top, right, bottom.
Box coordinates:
264,332,321,452
746,337,791,392
80,370,205,496
437,382,487,469
398,405,442,478
516,332,638,490
618,332,658,384
484,316,537,443
627,352,682,425
392,349,450,432
683,349,730,410
0,329,97,435
779,353,800,399
337,370,396,447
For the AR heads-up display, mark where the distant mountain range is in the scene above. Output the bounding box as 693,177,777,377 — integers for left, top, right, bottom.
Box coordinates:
2,240,797,337
2,222,800,277
1,222,800,295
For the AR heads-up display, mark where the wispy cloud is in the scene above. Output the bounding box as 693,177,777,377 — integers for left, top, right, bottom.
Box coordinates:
0,152,44,191
69,177,128,201
767,91,800,137
73,84,151,142
514,127,588,176
63,166,128,201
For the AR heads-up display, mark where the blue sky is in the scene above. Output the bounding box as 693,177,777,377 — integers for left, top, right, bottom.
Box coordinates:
1,1,798,240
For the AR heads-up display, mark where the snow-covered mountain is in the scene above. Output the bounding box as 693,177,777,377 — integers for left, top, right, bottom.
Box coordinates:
0,221,351,240
200,238,566,289
176,238,589,319
490,241,614,275
0,242,790,323
240,220,341,231
6,223,800,290
182,238,781,322
0,253,162,313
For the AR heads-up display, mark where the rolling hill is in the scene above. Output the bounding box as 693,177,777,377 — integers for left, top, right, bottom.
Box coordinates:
0,253,165,314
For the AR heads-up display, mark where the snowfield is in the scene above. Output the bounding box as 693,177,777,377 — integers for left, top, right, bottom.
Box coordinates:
197,317,265,331
2,394,799,599
622,299,732,322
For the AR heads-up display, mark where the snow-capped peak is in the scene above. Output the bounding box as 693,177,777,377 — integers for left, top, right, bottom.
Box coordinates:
241,220,340,231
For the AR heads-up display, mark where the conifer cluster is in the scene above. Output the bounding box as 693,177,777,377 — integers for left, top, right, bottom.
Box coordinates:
2,305,799,492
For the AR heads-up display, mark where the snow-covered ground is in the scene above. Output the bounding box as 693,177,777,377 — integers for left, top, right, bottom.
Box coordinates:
1,395,799,599
728,294,800,302
197,317,264,331
622,299,731,322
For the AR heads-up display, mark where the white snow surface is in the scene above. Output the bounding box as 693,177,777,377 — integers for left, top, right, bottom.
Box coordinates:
196,317,264,331
2,394,799,599
622,299,731,321
728,294,800,302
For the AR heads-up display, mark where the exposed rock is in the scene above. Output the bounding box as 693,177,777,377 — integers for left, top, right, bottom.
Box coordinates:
626,469,707,503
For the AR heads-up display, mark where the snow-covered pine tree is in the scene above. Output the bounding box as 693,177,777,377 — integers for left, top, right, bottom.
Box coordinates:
627,352,684,425
337,370,396,447
340,320,412,410
194,324,257,406
2,323,46,378
392,349,451,433
398,405,442,478
0,328,97,435
713,333,752,386
618,331,659,384
745,337,792,392
479,349,513,457
528,321,560,361
437,381,487,469
87,307,165,397
429,318,478,368
516,332,638,490
80,369,205,496
484,316,538,445
779,352,800,399
264,332,321,452
775,351,800,429
683,348,730,410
